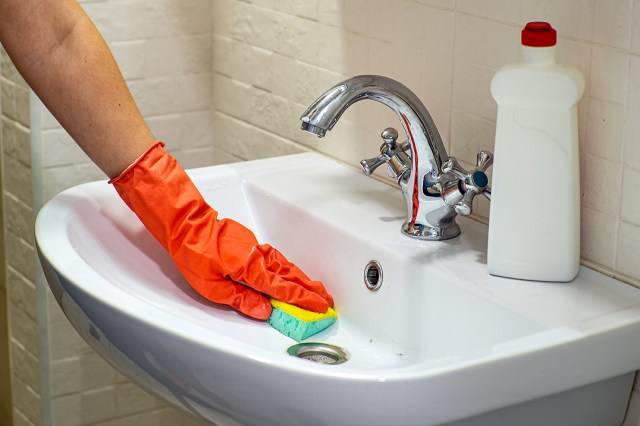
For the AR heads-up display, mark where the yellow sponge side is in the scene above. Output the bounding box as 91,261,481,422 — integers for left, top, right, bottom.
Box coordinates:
270,299,337,322
268,299,338,341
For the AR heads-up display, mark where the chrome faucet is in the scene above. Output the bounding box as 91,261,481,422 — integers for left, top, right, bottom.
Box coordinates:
300,75,492,240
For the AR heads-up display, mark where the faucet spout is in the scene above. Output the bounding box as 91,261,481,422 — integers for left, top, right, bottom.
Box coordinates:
301,75,464,240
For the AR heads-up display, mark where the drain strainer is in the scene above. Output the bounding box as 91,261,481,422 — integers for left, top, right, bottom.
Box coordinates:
287,343,349,365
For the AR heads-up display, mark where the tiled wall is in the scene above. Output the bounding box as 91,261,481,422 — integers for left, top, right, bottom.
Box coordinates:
1,46,41,426
209,0,640,423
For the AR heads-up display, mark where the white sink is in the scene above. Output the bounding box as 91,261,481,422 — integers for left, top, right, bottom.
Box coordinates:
36,153,640,425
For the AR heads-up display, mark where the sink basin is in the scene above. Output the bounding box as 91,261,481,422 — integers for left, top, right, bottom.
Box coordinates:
36,153,640,425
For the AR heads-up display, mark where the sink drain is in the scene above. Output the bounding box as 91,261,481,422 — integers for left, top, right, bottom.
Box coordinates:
287,343,349,365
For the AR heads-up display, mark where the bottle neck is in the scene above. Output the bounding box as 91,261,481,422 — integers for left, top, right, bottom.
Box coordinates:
521,45,556,66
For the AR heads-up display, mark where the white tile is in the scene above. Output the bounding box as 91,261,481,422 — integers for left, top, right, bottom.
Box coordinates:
454,15,519,69
520,0,594,42
144,35,212,78
214,112,305,162
172,147,215,169
452,61,497,122
556,38,591,84
585,98,625,162
456,0,520,24
450,111,497,166
423,7,456,58
110,40,146,81
42,129,90,168
368,40,427,99
581,153,622,218
590,47,629,105
593,0,632,49
318,0,342,26
365,0,403,42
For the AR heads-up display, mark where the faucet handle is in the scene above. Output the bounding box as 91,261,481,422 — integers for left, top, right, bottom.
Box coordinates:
360,127,410,181
441,151,493,216
381,127,399,146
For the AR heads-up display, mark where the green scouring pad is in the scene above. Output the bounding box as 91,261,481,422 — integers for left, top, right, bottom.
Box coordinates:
268,299,337,342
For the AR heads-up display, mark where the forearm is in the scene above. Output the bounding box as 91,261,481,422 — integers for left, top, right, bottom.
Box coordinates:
0,0,155,178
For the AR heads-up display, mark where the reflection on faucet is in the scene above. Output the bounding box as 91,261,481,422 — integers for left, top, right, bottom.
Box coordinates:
300,75,492,240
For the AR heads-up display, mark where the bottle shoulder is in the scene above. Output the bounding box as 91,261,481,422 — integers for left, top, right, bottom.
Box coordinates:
491,63,585,106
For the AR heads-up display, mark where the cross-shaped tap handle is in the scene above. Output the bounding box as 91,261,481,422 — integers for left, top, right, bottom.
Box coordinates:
441,150,493,216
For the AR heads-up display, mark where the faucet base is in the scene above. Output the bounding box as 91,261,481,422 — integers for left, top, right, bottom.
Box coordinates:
401,221,461,241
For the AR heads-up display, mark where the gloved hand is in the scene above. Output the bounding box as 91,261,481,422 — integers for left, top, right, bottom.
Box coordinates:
110,142,334,320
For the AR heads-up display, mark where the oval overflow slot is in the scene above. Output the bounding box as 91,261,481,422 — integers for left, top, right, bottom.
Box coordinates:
364,260,383,292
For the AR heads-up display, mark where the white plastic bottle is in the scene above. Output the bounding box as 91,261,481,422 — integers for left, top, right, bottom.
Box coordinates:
487,22,585,282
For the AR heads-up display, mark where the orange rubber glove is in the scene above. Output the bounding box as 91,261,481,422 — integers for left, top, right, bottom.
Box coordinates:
110,142,334,320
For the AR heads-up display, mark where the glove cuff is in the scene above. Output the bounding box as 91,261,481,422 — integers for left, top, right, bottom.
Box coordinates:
108,141,165,184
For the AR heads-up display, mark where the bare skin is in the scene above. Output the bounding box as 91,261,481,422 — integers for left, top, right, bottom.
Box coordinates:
0,0,155,178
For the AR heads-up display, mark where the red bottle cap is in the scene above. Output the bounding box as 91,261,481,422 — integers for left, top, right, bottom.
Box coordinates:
521,22,557,47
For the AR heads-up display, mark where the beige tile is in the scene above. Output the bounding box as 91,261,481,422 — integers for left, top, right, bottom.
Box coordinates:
10,341,41,391
7,302,40,355
632,0,640,54
627,55,640,112
114,383,164,416
418,0,455,9
623,387,640,425
616,221,640,281
51,394,82,426
621,168,640,226
623,107,640,171
11,377,41,425
580,207,618,269
48,320,94,361
82,386,117,424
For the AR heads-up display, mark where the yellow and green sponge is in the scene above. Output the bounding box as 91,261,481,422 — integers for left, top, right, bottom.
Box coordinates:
268,299,337,342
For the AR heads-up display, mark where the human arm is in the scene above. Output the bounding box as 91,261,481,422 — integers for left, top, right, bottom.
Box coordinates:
0,0,334,319
0,0,153,178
